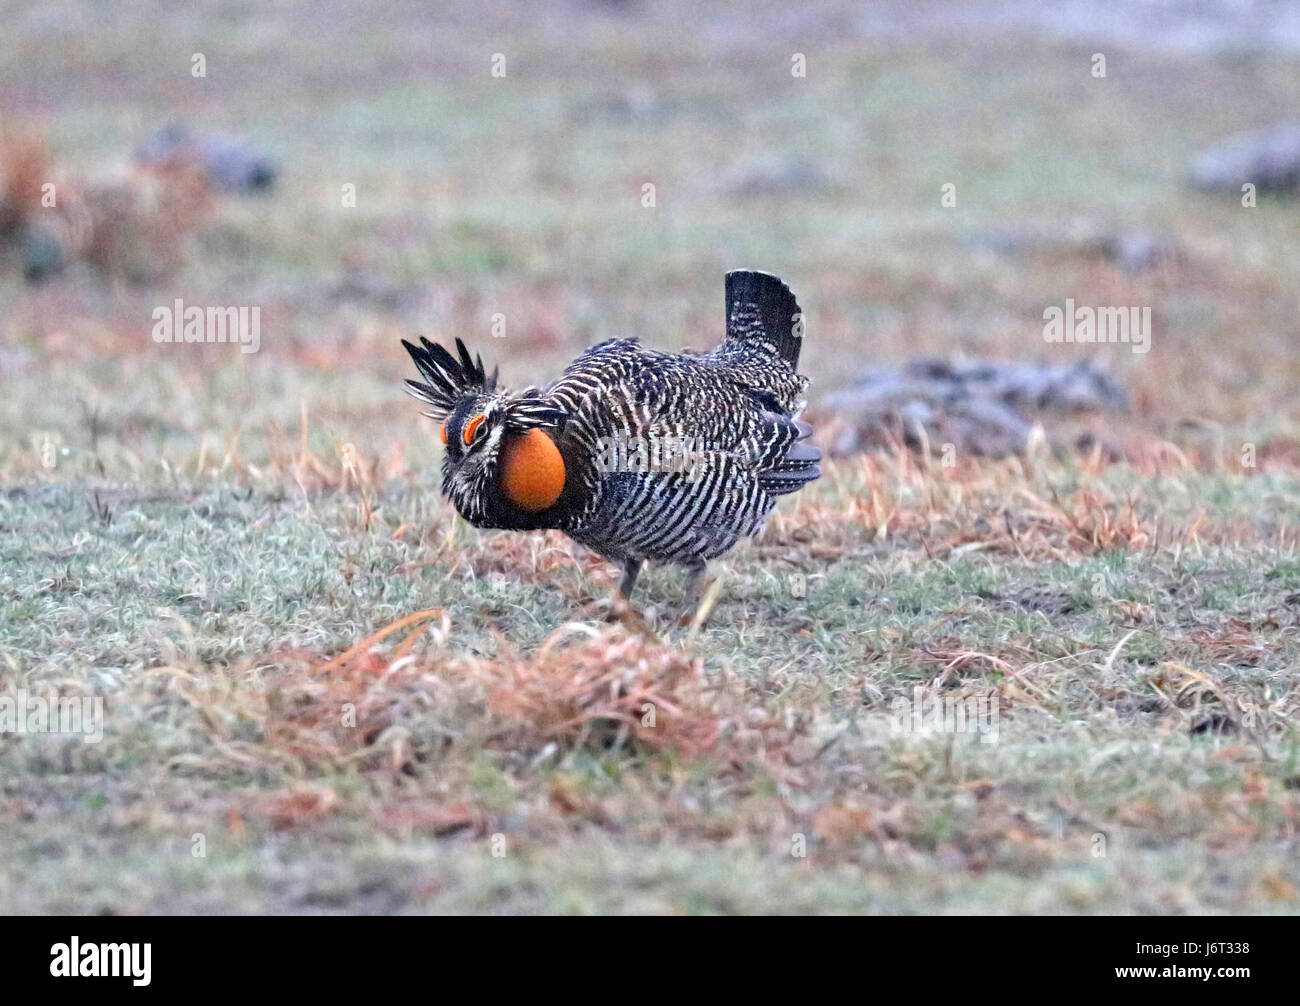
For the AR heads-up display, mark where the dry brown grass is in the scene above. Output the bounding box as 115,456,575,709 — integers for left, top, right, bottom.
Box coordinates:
0,126,51,238
0,124,211,281
762,446,1299,572
150,611,793,787
75,156,212,281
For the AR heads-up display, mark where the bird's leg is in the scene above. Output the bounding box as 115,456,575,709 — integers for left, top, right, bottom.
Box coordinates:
679,560,710,626
619,558,642,600
683,561,706,606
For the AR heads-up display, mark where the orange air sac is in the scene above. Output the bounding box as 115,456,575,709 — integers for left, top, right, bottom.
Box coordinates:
500,428,565,511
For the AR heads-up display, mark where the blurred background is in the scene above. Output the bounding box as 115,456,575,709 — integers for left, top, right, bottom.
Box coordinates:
3,0,1299,477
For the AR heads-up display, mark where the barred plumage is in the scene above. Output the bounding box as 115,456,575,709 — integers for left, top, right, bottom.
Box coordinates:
402,270,820,599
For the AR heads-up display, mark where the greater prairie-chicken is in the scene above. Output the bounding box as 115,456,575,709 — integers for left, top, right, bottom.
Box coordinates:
402,270,820,599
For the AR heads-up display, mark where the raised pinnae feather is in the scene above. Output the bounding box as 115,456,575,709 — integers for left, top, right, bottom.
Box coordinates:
403,377,441,405
456,338,475,377
408,338,456,384
401,336,497,418
407,337,494,389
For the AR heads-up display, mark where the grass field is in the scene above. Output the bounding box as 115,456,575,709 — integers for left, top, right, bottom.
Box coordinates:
2,0,1300,914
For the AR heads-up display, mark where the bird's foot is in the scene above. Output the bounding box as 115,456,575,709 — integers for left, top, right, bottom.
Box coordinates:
678,563,722,633
577,594,630,623
577,593,657,636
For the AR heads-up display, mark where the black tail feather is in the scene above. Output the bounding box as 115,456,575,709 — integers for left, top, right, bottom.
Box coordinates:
723,270,803,369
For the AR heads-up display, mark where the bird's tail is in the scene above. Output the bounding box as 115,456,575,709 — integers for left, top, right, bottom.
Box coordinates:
721,270,803,370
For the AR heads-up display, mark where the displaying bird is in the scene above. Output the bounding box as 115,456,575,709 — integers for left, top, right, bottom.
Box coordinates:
402,270,820,601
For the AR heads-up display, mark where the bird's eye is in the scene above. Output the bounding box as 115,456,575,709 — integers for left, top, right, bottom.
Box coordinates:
440,421,448,444
462,414,486,446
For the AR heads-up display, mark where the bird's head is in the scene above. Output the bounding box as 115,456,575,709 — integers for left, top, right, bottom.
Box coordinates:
402,337,568,526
